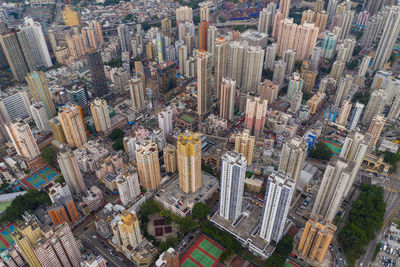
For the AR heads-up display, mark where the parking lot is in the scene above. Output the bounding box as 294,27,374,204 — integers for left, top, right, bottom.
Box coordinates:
373,222,400,267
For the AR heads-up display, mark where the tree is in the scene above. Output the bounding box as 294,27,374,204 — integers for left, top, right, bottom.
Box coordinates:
55,175,65,184
294,60,302,71
41,146,58,167
105,57,122,68
109,128,124,141
219,17,226,23
192,202,210,221
351,91,371,105
112,138,124,151
263,254,285,267
158,237,178,252
276,236,294,256
140,199,160,217
193,16,200,24
302,91,313,101
346,58,359,70
262,69,273,80
179,216,197,234
308,141,333,161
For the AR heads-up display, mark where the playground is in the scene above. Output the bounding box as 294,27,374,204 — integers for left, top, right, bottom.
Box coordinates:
20,166,60,190
0,223,17,250
180,234,225,267
323,138,343,156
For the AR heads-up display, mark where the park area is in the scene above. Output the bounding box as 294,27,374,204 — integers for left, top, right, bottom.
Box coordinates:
180,234,225,267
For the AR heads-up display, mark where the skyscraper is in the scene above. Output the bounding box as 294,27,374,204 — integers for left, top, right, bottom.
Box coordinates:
362,89,386,123
260,171,295,242
30,102,51,132
176,6,193,24
90,98,111,133
337,11,355,40
214,37,228,99
388,90,400,122
373,5,400,70
81,26,98,50
48,195,80,225
136,138,162,191
273,60,287,85
349,102,364,130
242,45,265,93
118,24,131,53
287,72,303,100
161,18,172,37
129,74,147,112
219,151,247,221
220,78,236,121
259,79,279,104
86,49,108,97
321,31,337,59
200,5,210,22
298,214,336,263
277,19,318,60
6,119,40,161
278,137,308,182
334,74,353,108
315,10,328,33
245,96,268,138
358,56,371,78
258,8,273,34
58,104,87,148
20,17,52,68
117,172,141,206
283,49,296,75
196,50,212,116
264,43,277,70
164,144,177,173
112,210,143,251
234,129,255,166
158,109,173,138
57,148,87,194
312,156,355,221
88,20,104,45
198,21,209,51
336,100,352,125
26,71,56,119
0,29,36,81
367,115,386,148
177,131,202,193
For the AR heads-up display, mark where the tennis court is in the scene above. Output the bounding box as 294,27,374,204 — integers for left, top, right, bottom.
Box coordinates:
21,165,60,190
191,249,215,267
199,239,223,258
0,223,17,250
323,139,342,156
180,234,225,267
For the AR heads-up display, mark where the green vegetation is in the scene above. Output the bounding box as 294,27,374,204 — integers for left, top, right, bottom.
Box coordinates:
219,17,226,23
105,58,122,68
308,141,333,161
159,237,179,252
383,151,400,172
264,236,294,267
373,242,382,261
338,184,386,266
346,58,360,70
201,165,214,176
389,52,397,66
109,128,125,151
333,215,344,226
294,60,302,71
351,91,371,105
0,182,11,193
112,138,124,151
352,45,362,56
55,175,65,184
288,6,307,24
40,146,58,167
262,69,273,80
302,91,313,101
193,16,200,25
1,190,51,224
103,0,120,6
192,203,210,221
233,25,257,32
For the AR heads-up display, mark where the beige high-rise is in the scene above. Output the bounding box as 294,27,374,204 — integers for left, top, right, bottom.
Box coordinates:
177,131,202,193
129,75,146,112
57,148,86,194
26,71,56,119
278,137,308,182
197,50,212,116
58,104,87,148
367,115,386,148
6,119,40,161
220,78,236,121
90,98,111,133
298,214,336,263
214,37,227,99
164,144,177,173
277,18,319,60
136,137,161,191
113,210,143,251
234,129,255,166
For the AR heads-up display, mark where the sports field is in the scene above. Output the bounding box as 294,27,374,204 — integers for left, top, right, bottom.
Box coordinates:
180,234,225,267
323,139,342,156
181,114,196,123
21,166,60,190
0,223,17,250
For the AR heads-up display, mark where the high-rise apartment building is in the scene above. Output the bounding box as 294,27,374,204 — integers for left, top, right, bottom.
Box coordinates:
214,37,228,99
349,102,364,130
358,56,371,77
48,195,80,226
287,72,303,100
338,11,355,40
277,19,318,60
234,129,255,166
12,229,41,267
50,116,67,143
58,104,87,148
58,148,86,194
30,102,51,132
367,115,386,148
301,9,315,25
361,16,383,48
258,8,273,34
129,74,147,113
164,144,177,173
336,100,352,125
161,18,172,37
6,119,40,161
258,79,279,104
176,6,193,24
241,46,264,93
20,17,52,68
245,96,268,138
136,138,162,191
112,210,143,251
362,89,386,123
197,50,212,116
264,43,277,70
312,156,356,221
117,172,141,206
200,5,210,22
273,60,287,85
0,29,36,81
334,74,353,108
86,49,108,97
283,49,296,75
118,24,131,53
90,98,111,133
218,79,235,122
388,90,400,122
298,214,336,263
330,60,345,80
220,151,247,221
315,11,328,33
373,6,400,70
82,26,98,50
88,20,104,45
278,137,307,182
158,109,173,137
321,31,337,59
199,21,209,51
260,171,295,242
26,71,56,119
177,131,202,193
